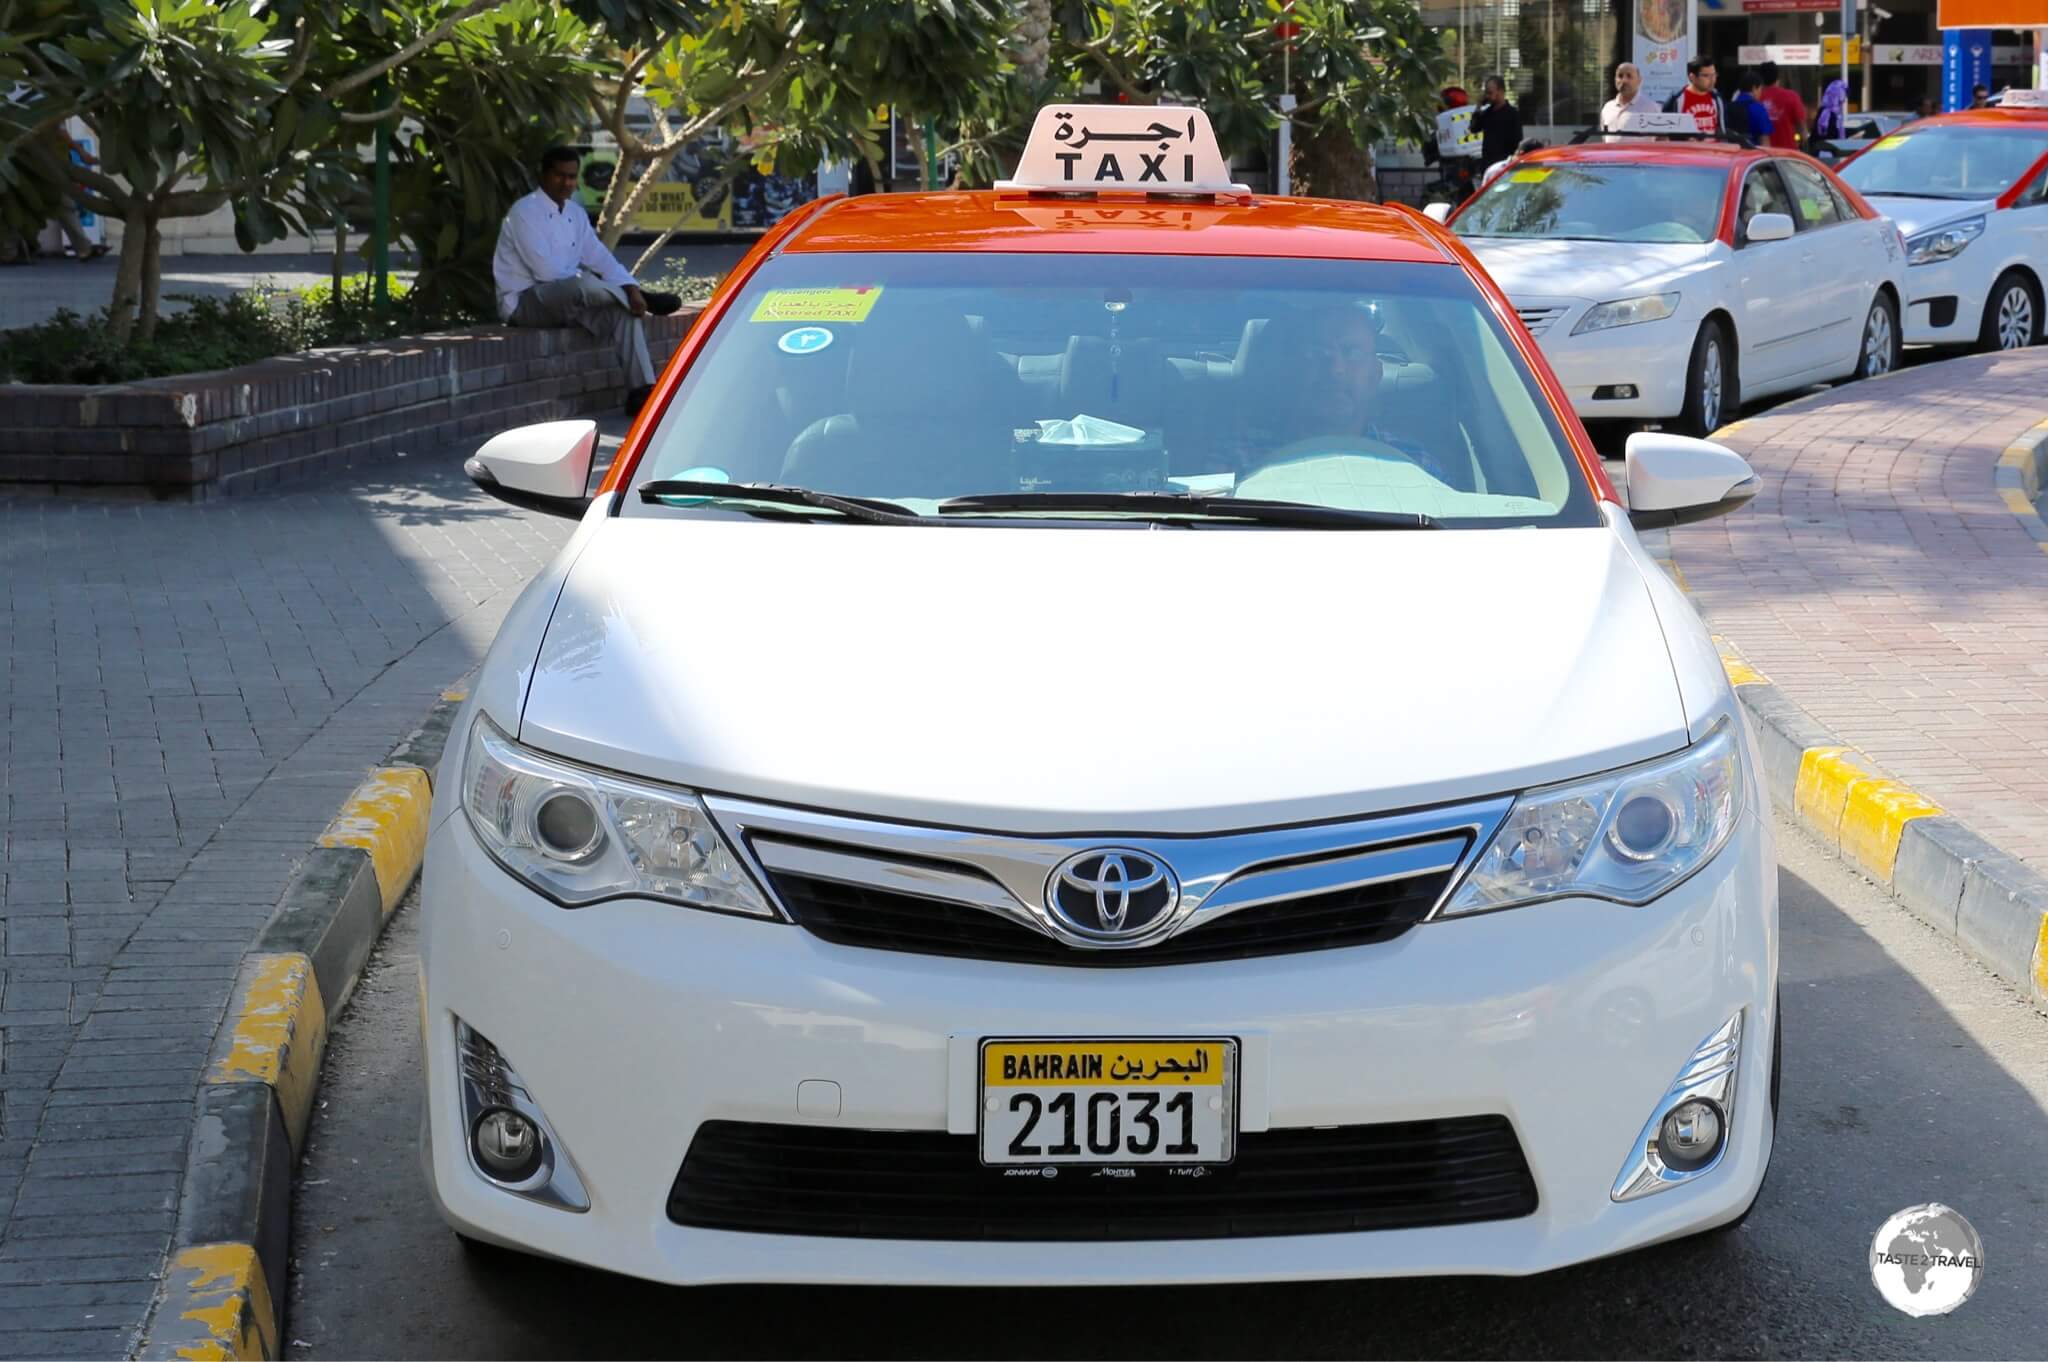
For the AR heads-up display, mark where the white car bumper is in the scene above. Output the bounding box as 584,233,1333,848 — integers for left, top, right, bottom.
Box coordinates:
1521,306,1694,421
420,805,1777,1286
1901,258,1985,345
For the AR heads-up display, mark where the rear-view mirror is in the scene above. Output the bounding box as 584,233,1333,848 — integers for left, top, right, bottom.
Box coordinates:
1625,431,1760,530
1745,212,1794,243
1422,202,1453,224
464,420,598,519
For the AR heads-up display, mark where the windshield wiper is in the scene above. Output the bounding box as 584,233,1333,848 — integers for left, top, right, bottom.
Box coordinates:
638,480,925,525
936,491,1439,529
1865,190,1970,199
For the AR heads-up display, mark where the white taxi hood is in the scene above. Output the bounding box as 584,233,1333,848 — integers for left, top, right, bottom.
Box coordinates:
518,519,1690,834
1858,195,1996,240
1460,237,1718,301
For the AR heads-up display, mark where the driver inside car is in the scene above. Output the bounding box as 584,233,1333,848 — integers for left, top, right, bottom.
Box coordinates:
1236,304,1463,488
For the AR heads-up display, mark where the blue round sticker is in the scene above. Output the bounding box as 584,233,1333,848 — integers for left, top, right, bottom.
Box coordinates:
778,326,834,355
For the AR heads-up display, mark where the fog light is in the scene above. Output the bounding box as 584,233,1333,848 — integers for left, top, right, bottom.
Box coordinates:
1657,1098,1724,1171
1592,383,1638,400
472,1106,543,1182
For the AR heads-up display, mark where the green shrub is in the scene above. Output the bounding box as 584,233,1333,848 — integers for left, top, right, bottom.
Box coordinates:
640,260,722,305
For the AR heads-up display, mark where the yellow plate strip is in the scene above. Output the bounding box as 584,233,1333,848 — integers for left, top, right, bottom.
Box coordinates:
983,1040,1228,1088
1838,780,1943,883
152,1244,276,1361
318,766,432,914
209,953,326,1150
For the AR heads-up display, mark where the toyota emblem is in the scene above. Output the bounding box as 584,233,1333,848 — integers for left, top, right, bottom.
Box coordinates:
1045,848,1180,940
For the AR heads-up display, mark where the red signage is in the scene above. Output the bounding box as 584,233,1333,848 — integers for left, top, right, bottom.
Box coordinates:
1937,0,2048,24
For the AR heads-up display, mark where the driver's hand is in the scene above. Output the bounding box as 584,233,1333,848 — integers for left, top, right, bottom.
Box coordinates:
624,284,650,318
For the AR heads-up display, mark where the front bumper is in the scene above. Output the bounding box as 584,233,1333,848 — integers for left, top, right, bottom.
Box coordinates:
420,806,1777,1285
1903,259,1983,344
1523,306,1694,420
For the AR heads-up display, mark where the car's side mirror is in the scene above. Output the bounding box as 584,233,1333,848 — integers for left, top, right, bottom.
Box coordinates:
464,420,598,519
1744,212,1794,243
1422,202,1454,224
1625,431,1760,530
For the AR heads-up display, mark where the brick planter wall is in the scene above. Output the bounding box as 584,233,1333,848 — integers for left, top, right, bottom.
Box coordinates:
0,307,701,499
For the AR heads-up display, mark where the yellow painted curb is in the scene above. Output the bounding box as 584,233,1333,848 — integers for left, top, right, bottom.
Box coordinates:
318,766,431,914
2032,913,2048,1005
151,1244,276,1361
1710,634,1768,687
1793,747,1875,841
209,953,326,1151
1998,485,2034,517
1839,780,1944,883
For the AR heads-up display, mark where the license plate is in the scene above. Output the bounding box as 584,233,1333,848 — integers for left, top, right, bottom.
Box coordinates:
979,1038,1236,1166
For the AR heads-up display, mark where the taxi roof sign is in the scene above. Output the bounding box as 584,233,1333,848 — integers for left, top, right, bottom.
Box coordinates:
997,104,1250,196
1994,88,2048,108
1614,111,1710,135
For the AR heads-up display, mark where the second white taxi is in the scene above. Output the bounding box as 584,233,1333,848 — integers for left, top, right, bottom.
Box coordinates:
1446,130,1908,434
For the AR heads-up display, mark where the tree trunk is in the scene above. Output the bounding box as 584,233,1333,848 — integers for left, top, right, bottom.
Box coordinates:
106,206,148,345
599,148,672,250
912,124,933,190
595,144,647,247
136,214,165,344
1289,121,1379,202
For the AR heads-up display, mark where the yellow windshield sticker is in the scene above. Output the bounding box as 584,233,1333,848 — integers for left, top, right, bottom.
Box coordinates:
1510,167,1552,183
750,286,883,323
1868,136,1905,153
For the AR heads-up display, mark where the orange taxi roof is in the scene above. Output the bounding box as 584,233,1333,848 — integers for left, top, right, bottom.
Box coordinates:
780,190,1455,263
1520,140,1763,170
1895,108,2048,129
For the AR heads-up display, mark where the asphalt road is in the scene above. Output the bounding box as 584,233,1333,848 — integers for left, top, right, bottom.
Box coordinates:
285,808,2048,1360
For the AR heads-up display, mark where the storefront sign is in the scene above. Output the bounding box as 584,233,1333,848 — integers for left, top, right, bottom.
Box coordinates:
1633,0,1691,107
1738,43,1824,66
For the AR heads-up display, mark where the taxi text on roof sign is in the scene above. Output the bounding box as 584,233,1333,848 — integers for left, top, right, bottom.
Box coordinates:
998,104,1251,196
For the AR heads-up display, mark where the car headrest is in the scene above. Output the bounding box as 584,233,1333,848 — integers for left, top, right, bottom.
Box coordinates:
845,300,1009,423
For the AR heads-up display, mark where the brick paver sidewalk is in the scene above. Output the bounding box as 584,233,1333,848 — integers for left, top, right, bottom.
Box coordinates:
0,434,621,1355
1674,347,2048,869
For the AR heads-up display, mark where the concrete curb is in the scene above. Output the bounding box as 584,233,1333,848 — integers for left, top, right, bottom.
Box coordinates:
1671,420,2048,1015
137,684,469,1361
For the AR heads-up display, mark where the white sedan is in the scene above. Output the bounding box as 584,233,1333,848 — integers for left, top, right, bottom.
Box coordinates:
1447,138,1909,434
1836,98,2048,350
423,105,1780,1288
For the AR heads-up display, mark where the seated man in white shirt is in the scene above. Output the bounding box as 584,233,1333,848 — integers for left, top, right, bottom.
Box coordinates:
492,146,680,415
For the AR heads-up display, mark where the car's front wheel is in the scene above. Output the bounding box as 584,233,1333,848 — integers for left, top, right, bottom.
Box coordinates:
1980,270,2041,352
1853,291,1900,380
1677,320,1735,437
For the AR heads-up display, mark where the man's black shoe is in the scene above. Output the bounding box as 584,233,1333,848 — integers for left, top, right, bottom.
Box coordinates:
644,290,684,316
625,385,655,416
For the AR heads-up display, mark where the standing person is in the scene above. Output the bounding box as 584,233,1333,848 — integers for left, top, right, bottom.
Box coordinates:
1662,58,1727,134
1600,62,1658,131
1755,62,1808,151
493,146,680,416
1913,96,1938,120
1470,77,1523,180
38,124,108,262
1730,73,1775,143
1814,78,1849,148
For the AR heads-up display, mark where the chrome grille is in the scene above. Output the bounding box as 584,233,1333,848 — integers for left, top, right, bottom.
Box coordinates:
1516,304,1569,337
706,794,1508,966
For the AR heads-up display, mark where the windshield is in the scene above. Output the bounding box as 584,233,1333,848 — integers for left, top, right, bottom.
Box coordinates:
629,252,1598,529
1452,162,1727,243
1840,125,2048,199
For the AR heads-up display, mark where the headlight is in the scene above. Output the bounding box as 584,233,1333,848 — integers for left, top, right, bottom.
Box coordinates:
1904,215,1984,266
461,714,774,916
1442,721,1743,914
1571,292,1680,336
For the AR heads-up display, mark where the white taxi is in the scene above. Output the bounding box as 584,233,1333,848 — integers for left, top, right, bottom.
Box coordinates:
1835,91,2048,350
425,105,1781,1287
1443,124,1908,435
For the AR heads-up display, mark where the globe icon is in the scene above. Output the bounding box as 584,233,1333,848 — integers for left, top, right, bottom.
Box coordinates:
1869,1203,1984,1317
